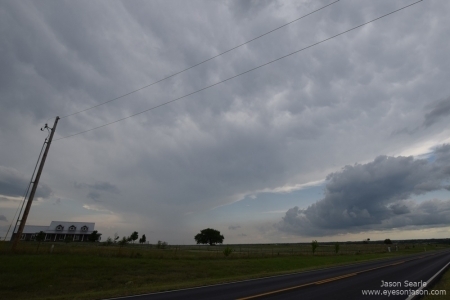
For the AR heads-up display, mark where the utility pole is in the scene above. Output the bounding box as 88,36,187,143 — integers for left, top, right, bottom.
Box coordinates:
11,116,60,251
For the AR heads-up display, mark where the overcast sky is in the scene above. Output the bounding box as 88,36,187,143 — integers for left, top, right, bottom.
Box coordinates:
1,0,450,244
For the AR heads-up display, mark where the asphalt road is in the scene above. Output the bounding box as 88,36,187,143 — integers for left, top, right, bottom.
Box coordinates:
107,250,450,300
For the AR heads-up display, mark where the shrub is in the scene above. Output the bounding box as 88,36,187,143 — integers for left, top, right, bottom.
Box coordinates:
223,246,233,257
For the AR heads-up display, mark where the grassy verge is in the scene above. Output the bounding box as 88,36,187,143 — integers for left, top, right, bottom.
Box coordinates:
0,243,446,300
422,267,450,300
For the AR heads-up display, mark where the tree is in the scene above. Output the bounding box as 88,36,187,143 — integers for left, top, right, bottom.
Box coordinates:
156,240,168,249
311,240,319,255
114,233,120,243
118,237,128,247
384,238,392,244
105,237,113,245
334,243,340,255
88,230,101,242
139,234,146,244
35,231,46,252
130,231,139,244
194,228,224,246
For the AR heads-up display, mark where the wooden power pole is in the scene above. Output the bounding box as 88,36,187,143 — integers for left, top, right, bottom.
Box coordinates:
11,116,60,251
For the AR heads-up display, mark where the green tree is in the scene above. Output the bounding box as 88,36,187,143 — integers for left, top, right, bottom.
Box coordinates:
130,231,139,244
334,243,340,255
118,236,128,247
311,240,319,255
88,230,101,242
156,240,168,249
35,231,46,252
139,234,146,244
194,228,224,246
384,238,392,244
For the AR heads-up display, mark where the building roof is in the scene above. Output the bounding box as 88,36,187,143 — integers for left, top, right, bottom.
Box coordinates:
14,225,48,234
47,221,96,234
14,221,97,235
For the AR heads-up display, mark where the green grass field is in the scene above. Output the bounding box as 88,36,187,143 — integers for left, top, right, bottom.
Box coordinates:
0,241,447,300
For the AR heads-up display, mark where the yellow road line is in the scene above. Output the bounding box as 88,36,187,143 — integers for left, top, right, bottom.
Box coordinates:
315,273,357,284
236,283,314,300
237,254,435,300
237,273,358,299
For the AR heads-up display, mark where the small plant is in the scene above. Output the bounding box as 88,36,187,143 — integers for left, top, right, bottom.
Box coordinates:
311,240,319,255
223,246,233,257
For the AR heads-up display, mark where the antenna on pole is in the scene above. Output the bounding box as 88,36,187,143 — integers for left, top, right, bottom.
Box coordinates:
11,116,60,251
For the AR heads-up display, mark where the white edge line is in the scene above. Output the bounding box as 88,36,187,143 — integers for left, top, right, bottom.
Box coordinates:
103,251,447,300
404,261,450,300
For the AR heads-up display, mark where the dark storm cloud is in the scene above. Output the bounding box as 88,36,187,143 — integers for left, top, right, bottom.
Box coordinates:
87,191,101,201
277,145,450,236
1,0,450,242
423,97,450,128
74,181,120,194
78,181,119,202
0,166,52,199
89,182,120,194
228,225,241,230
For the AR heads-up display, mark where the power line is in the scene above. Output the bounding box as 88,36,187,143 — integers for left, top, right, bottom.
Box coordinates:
55,0,423,141
58,0,340,119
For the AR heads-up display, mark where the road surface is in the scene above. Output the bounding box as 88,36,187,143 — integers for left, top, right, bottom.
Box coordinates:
106,249,450,300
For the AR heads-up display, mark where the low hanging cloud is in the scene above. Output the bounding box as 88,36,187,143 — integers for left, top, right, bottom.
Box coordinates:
0,165,52,199
277,144,450,236
75,181,120,202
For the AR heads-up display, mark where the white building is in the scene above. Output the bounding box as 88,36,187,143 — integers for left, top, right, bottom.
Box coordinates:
12,221,101,242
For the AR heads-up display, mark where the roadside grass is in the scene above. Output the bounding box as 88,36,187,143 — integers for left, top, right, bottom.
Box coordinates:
422,267,450,300
0,242,447,300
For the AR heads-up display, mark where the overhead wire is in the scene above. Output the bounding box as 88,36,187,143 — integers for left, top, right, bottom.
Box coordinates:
54,0,423,141
57,0,340,119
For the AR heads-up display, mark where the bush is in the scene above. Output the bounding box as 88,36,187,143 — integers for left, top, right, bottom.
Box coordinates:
223,246,233,257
